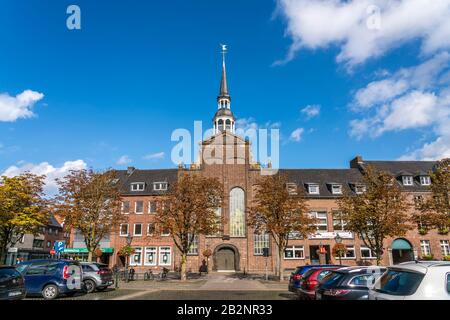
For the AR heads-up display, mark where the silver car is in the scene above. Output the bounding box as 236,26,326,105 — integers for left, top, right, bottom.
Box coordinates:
80,262,114,293
369,261,450,300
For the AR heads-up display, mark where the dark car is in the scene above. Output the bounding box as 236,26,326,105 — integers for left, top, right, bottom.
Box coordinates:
16,259,83,299
288,264,344,294
80,262,114,293
297,266,342,299
0,266,26,300
316,266,387,300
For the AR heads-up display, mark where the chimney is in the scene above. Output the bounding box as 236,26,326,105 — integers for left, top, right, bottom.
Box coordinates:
127,166,135,175
350,156,363,168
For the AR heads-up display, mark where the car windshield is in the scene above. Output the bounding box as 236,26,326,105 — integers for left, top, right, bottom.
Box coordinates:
321,271,344,288
0,268,20,282
375,269,424,296
15,264,28,274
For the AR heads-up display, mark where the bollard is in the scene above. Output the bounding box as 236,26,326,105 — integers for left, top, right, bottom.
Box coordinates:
115,272,119,289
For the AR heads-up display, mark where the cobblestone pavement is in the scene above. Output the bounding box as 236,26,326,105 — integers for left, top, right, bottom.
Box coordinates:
130,290,297,300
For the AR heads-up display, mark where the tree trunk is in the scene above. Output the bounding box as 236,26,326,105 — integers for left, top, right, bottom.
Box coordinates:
180,253,187,281
277,247,284,282
88,250,93,262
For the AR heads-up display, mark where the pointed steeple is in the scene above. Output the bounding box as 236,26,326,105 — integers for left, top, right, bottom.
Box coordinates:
219,54,229,97
213,44,235,134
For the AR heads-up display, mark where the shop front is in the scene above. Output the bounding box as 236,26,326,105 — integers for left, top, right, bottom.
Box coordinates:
62,247,114,264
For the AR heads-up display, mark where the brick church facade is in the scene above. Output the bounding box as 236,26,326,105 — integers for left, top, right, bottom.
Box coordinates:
107,53,450,275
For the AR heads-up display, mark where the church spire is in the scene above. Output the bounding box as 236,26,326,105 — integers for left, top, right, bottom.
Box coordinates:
213,44,235,134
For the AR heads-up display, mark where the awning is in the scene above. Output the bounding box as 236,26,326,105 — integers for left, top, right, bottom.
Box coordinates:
392,239,412,250
63,248,114,254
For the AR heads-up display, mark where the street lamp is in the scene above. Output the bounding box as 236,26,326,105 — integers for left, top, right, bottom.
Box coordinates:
335,233,343,265
125,234,133,283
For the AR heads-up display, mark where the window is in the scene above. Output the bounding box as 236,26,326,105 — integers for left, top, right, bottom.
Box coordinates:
230,187,245,237
286,183,297,195
332,211,346,231
308,184,320,195
349,274,377,287
33,239,44,248
153,182,168,191
55,229,59,236
161,228,170,236
354,184,366,194
331,184,342,194
48,228,53,235
310,211,328,232
188,235,198,255
447,274,450,294
441,240,450,256
26,263,48,275
135,201,144,214
335,246,355,259
360,247,376,259
131,182,145,192
134,223,142,236
122,201,130,214
19,235,25,243
144,247,157,266
159,246,172,266
376,270,424,296
402,176,413,186
420,240,431,256
420,176,431,186
130,247,142,266
148,201,157,214
284,246,304,259
254,233,270,255
120,224,129,236
414,195,424,208
147,223,155,236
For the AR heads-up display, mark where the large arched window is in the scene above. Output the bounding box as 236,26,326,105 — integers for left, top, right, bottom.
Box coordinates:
230,187,245,237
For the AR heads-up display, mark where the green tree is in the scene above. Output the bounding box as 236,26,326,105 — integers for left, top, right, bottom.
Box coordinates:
338,166,412,265
0,173,48,264
55,169,126,262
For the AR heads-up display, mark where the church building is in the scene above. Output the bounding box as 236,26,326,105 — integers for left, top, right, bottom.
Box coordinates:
107,51,449,275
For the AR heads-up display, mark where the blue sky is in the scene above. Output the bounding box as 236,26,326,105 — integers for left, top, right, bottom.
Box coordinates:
1,0,450,191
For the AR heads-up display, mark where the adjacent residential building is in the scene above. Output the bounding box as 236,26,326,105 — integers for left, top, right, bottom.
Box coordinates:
102,55,449,275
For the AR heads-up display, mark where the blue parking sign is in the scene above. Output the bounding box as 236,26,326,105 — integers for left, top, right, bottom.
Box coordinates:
54,241,65,253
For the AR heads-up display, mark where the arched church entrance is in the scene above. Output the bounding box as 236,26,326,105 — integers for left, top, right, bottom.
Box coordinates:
213,244,240,271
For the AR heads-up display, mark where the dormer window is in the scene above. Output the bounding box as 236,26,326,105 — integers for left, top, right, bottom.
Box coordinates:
331,184,342,195
354,184,366,194
131,182,145,192
402,176,413,186
153,182,168,191
419,176,431,186
308,184,320,195
286,183,297,195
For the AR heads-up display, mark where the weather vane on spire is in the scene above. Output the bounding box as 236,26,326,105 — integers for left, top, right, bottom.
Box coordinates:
220,43,228,65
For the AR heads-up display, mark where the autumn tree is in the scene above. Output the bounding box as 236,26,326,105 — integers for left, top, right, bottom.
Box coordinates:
419,158,450,234
0,173,48,264
248,172,316,281
155,173,223,281
55,169,125,262
338,166,412,265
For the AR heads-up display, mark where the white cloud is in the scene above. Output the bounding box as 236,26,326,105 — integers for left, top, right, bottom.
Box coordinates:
290,128,304,142
1,160,87,194
116,155,132,165
275,0,450,66
143,152,165,160
300,104,321,119
0,90,44,122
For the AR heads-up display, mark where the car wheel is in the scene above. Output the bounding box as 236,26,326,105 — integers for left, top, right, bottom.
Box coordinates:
42,284,59,300
84,279,96,293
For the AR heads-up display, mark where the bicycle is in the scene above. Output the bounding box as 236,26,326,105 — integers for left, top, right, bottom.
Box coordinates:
144,269,155,281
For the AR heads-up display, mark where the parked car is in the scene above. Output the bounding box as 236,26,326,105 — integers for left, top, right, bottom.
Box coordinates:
0,266,26,300
316,266,386,300
16,259,83,299
80,262,114,293
288,264,344,294
297,266,341,299
369,261,450,300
